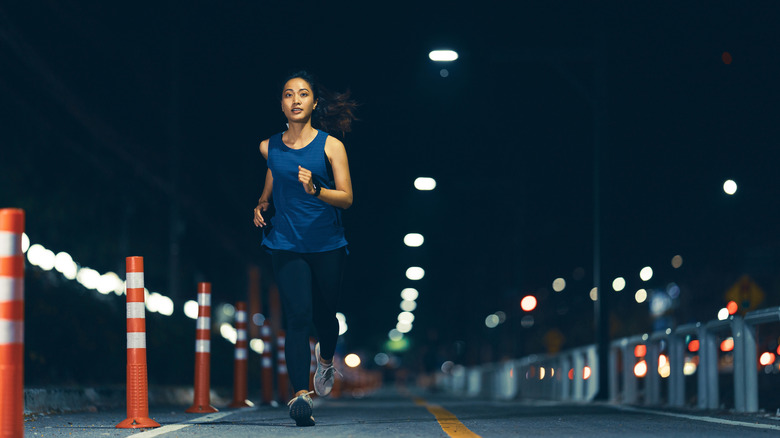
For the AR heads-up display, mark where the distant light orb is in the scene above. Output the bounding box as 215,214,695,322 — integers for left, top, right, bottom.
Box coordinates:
401,288,419,301
21,233,30,253
634,360,648,378
552,278,566,292
429,50,459,62
249,338,265,354
406,267,425,280
612,277,626,292
404,233,424,247
397,311,415,324
414,177,437,191
723,179,737,195
639,267,653,282
184,300,199,319
344,353,361,368
485,314,500,328
400,299,417,312
439,69,449,78
336,312,348,335
388,329,403,341
54,252,78,280
374,353,390,366
521,315,534,328
717,308,730,321
589,287,598,301
396,321,413,333
520,295,537,312
671,255,683,269
220,323,237,344
726,300,738,315
635,289,648,303
495,311,506,323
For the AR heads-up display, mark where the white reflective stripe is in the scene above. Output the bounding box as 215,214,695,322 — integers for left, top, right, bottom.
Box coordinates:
0,277,23,301
0,232,20,256
235,310,246,322
195,340,210,353
0,320,23,344
277,352,285,360
196,317,211,330
126,272,144,289
277,338,285,348
197,293,211,307
127,332,146,349
237,330,247,341
278,364,287,374
126,302,146,319
262,357,272,368
234,348,247,360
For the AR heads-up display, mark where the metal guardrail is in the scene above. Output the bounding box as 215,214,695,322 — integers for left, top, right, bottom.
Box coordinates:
437,306,780,412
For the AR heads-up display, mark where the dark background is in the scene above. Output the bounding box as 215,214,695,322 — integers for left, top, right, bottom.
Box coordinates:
2,2,780,383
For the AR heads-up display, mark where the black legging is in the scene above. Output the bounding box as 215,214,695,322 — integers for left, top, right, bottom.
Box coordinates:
272,247,346,393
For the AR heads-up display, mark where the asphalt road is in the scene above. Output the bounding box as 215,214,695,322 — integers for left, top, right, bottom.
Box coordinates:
24,387,780,437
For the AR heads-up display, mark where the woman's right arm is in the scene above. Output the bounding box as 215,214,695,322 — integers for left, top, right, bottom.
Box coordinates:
254,140,272,228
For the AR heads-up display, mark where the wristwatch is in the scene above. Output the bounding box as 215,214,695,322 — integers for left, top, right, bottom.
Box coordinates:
312,182,322,197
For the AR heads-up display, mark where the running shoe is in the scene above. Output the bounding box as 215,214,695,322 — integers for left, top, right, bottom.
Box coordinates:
287,390,315,427
314,342,341,396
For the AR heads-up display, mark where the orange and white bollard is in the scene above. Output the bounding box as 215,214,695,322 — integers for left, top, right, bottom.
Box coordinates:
186,282,218,413
117,256,161,429
0,209,24,437
229,301,253,408
277,330,289,402
260,323,274,404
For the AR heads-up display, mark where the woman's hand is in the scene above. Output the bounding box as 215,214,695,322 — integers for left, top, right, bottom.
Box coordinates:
253,200,270,227
298,165,316,195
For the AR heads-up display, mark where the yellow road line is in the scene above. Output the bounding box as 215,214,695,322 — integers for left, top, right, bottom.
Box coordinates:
414,397,481,438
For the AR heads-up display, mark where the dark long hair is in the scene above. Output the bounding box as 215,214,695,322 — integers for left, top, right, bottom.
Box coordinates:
282,70,358,135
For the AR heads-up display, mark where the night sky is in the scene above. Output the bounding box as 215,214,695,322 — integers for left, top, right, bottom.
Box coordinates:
3,2,780,366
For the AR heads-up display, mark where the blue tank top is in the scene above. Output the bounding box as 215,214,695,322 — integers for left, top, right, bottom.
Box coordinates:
262,130,348,253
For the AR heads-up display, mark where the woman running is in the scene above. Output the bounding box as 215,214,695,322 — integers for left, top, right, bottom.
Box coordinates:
253,70,357,427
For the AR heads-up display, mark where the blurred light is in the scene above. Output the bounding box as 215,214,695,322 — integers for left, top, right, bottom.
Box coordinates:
375,352,390,366
721,337,734,352
221,303,235,317
252,313,266,326
589,287,598,301
76,267,100,290
26,244,45,266
688,339,700,352
634,345,647,357
671,255,683,269
612,277,626,292
344,353,361,368
401,288,419,301
723,179,737,195
485,314,499,328
220,323,237,344
184,300,199,319
388,329,403,341
666,282,681,299
634,360,648,378
539,367,546,380
21,233,29,253
568,368,574,380
635,289,648,303
722,51,733,65
726,301,738,315
336,312,348,335
520,315,534,328
429,50,458,62
759,352,776,366
97,272,122,295
406,267,425,280
404,233,424,247
520,295,537,312
157,294,174,316
639,266,653,281
659,354,671,378
249,338,265,354
583,366,591,380
683,359,697,376
650,292,672,316
439,69,449,77
54,252,78,280
552,278,566,292
396,321,412,333
400,299,417,312
717,308,730,320
414,177,437,191
441,361,455,374
495,311,506,324
398,311,415,324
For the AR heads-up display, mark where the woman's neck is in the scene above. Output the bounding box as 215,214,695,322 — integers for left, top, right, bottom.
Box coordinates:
284,121,316,144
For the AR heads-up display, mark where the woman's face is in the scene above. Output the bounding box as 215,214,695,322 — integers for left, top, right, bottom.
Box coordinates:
281,77,317,123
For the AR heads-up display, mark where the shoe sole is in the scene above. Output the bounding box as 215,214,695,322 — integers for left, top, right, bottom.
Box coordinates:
289,398,315,427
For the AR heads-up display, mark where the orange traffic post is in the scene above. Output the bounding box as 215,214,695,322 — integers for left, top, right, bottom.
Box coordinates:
116,256,161,429
229,301,253,408
277,330,289,402
0,209,24,437
186,282,218,413
259,322,274,404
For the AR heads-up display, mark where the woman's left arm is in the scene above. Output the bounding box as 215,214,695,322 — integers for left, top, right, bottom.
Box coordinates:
299,137,353,209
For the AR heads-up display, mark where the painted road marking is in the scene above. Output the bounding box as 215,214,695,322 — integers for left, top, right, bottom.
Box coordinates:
614,405,780,431
414,397,481,438
128,410,247,437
